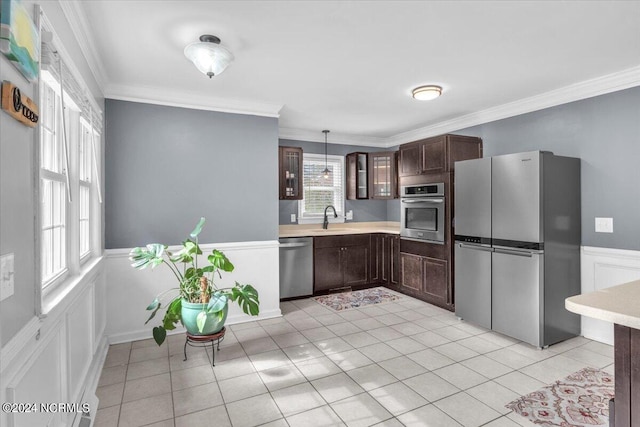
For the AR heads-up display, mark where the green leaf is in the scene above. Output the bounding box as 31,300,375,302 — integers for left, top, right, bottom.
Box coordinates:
152,326,167,346
190,217,206,239
231,283,260,316
207,292,228,313
145,299,162,325
146,298,160,311
208,249,234,272
129,244,165,270
196,310,208,333
162,298,182,331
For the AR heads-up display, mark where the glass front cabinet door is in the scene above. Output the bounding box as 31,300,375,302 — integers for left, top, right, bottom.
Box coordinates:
279,146,303,200
369,151,397,199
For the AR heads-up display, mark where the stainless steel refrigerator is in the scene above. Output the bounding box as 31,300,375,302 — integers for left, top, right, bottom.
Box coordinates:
454,151,581,348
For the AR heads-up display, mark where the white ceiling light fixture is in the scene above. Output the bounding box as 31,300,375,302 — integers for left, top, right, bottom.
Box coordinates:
412,85,443,101
184,34,234,78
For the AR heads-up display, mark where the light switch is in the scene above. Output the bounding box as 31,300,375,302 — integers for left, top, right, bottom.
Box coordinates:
0,253,15,301
595,217,613,233
290,214,296,223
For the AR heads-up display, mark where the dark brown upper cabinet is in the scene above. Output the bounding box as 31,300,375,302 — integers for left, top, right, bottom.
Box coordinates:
368,152,397,200
398,134,482,177
347,151,398,200
279,146,303,200
346,152,369,200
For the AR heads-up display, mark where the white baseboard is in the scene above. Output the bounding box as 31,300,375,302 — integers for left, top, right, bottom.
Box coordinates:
580,245,640,345
107,309,283,345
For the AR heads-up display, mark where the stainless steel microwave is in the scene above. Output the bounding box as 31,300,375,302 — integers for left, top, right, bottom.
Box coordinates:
400,183,445,243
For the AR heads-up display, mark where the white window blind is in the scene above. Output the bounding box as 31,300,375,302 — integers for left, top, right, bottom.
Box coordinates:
299,153,345,220
40,81,68,285
79,120,92,258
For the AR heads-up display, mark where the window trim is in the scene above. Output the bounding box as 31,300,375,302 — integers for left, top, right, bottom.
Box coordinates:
297,153,346,225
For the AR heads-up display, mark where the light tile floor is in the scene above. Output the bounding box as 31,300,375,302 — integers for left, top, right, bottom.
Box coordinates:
95,292,614,427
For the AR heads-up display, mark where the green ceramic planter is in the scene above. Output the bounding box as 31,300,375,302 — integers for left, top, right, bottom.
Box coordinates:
181,299,228,335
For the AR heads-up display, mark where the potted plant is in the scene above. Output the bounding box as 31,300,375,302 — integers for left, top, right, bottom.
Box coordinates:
129,217,259,346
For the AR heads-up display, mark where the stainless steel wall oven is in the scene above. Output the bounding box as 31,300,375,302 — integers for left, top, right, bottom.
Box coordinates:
400,183,445,243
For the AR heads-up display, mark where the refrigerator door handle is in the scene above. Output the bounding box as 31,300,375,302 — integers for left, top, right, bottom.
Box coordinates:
458,243,494,252
493,248,536,257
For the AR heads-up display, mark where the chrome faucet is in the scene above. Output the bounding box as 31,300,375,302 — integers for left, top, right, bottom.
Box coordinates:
323,205,338,229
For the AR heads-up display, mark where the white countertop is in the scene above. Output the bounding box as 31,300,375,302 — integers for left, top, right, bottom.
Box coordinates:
279,221,400,238
565,279,640,330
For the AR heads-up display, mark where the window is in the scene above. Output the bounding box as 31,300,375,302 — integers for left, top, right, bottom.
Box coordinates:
40,81,68,285
39,69,102,291
78,120,93,258
298,153,345,222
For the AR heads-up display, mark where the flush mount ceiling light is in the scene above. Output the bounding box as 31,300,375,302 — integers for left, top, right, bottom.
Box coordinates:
184,34,234,78
412,85,443,101
322,130,331,179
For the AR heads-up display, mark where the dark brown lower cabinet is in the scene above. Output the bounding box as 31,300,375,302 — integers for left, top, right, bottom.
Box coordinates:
400,253,423,291
370,234,400,287
398,239,451,310
423,257,448,306
614,324,640,427
314,235,370,293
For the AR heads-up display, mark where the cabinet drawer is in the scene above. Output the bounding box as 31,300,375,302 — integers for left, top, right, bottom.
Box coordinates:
314,234,370,249
400,239,445,259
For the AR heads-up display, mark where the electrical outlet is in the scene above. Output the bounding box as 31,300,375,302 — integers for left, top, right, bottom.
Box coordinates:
0,253,15,301
595,217,613,233
346,210,353,220
290,214,296,223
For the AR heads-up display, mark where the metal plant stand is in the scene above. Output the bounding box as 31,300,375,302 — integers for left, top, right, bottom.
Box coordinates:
183,327,226,366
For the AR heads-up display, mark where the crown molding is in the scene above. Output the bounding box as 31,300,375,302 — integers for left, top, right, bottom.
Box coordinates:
385,65,640,147
58,0,107,91
105,84,283,118
279,127,388,148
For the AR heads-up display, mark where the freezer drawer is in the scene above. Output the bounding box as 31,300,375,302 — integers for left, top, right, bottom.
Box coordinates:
279,237,313,299
491,249,544,347
454,243,492,330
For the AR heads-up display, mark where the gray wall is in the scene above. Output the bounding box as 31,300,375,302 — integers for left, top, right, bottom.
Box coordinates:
105,100,279,248
0,56,36,347
455,86,640,251
0,1,103,346
278,139,397,224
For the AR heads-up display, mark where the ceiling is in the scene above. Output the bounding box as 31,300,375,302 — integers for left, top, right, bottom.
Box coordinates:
63,1,640,147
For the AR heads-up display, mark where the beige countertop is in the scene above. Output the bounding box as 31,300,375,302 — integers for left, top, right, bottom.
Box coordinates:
565,279,640,330
279,221,400,238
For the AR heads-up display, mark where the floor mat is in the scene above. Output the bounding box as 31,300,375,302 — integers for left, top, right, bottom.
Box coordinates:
314,287,401,311
506,366,614,426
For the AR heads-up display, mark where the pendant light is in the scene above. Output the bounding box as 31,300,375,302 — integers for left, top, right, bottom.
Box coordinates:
322,130,330,179
184,35,234,78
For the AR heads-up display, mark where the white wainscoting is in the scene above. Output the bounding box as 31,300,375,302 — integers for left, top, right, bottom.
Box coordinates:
580,246,640,345
0,258,107,427
105,240,281,344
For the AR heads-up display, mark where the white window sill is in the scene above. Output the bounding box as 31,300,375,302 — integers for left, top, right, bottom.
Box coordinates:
41,255,104,316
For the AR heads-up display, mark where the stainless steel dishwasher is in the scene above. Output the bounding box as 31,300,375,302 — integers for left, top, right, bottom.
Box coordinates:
279,237,314,299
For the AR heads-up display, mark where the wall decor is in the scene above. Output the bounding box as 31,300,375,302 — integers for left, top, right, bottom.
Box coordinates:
1,80,39,127
0,0,40,82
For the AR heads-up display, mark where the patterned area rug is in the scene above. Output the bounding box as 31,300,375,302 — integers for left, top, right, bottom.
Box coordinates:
314,287,401,311
506,367,614,426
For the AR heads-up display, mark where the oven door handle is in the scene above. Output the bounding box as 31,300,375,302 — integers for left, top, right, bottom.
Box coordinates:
401,198,444,203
